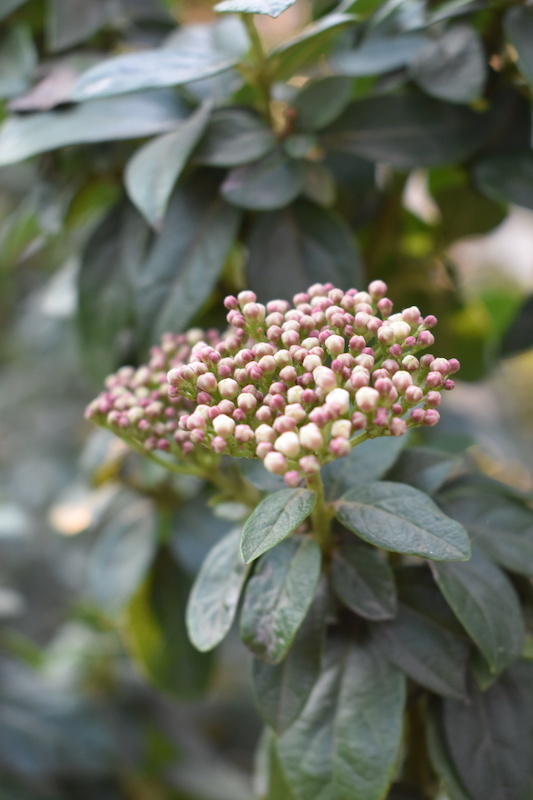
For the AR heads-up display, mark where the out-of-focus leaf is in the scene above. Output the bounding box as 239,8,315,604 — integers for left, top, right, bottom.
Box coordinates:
433,182,506,244
240,536,321,664
335,482,471,561
431,549,525,674
78,200,149,382
215,0,298,17
396,565,465,635
426,700,474,800
500,294,533,357
0,26,37,100
386,447,458,494
474,152,533,211
169,492,234,575
0,91,187,165
71,48,238,102
504,5,533,87
324,435,406,498
410,25,486,103
0,0,30,20
47,0,114,53
331,538,397,620
247,198,363,300
87,496,157,611
194,107,276,166
321,94,488,168
221,148,305,211
294,76,353,131
269,14,358,81
137,172,241,341
301,160,337,206
241,488,316,564
330,32,426,75
252,576,328,733
8,66,79,112
186,528,249,652
254,729,296,800
125,549,213,698
125,102,212,230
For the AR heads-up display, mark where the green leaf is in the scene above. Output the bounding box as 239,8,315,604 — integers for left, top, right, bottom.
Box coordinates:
426,700,474,800
240,536,321,664
320,94,489,168
247,198,363,301
335,482,471,561
475,153,533,211
501,294,533,357
186,528,249,652
504,5,533,87
215,0,298,18
331,538,397,620
252,576,328,733
395,565,465,636
431,549,525,674
301,161,337,206
433,181,506,244
323,435,406,499
221,148,305,211
443,668,533,800
0,91,187,165
0,26,37,100
137,172,241,341
269,14,358,81
125,549,213,698
255,729,297,800
386,447,458,494
194,107,276,166
87,496,157,611
294,76,354,131
409,25,486,104
0,0,30,20
241,489,316,564
46,0,115,52
330,32,426,75
372,603,468,699
168,492,234,575
125,102,212,230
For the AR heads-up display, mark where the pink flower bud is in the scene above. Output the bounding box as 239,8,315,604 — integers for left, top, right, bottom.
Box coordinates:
258,355,276,373
255,424,276,443
349,335,366,352
426,371,443,388
299,455,321,474
196,372,218,393
267,325,282,342
368,280,388,299
405,385,423,404
266,312,284,327
392,370,413,393
274,349,292,368
264,451,288,475
256,406,273,423
233,408,246,422
282,330,300,347
242,302,265,322
355,354,374,370
389,344,403,357
390,417,407,437
237,393,257,413
424,315,437,328
211,436,227,453
444,379,455,390
425,391,441,408
218,378,239,398
351,412,367,430
299,423,324,450
430,358,450,374
391,403,403,415
401,355,419,372
273,415,297,434
190,429,205,444
410,408,425,424
218,399,235,415
284,471,302,488
417,331,435,348
377,297,393,317
302,354,322,373
270,394,286,411
325,388,351,415
325,334,345,356
237,290,257,306
331,419,352,439
374,408,389,427
424,409,440,426
285,403,307,423
280,365,298,383
235,424,255,443
448,358,460,373
187,414,206,431
420,354,434,369
313,366,337,392
350,368,370,389
356,387,380,412
256,442,273,459
224,295,239,310
401,306,421,326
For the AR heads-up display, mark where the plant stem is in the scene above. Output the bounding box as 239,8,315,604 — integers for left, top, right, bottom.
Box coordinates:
306,470,334,555
240,13,273,125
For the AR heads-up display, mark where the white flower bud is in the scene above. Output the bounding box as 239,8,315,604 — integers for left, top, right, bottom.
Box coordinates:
331,419,352,439
313,366,337,392
264,451,288,475
255,424,276,443
356,387,380,412
392,370,413,393
284,403,307,423
391,321,411,343
212,414,235,438
325,388,350,415
325,334,345,356
299,423,323,450
303,354,322,372
287,386,304,404
274,431,300,458
218,378,239,398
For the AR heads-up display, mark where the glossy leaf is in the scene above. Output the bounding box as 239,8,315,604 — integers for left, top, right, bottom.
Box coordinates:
241,488,316,564
0,26,37,100
71,48,238,101
386,447,458,494
247,198,363,301
321,94,488,168
186,528,249,652
194,107,276,166
215,0,298,17
323,435,406,498
0,91,187,165
335,481,471,561
431,549,525,674
475,153,533,211
330,32,426,75
410,25,486,104
125,102,212,230
240,536,321,664
443,668,533,800
504,5,533,87
221,148,305,211
331,538,397,620
252,576,328,733
426,701,474,800
294,76,353,131
373,603,468,699
125,549,213,698
137,172,241,341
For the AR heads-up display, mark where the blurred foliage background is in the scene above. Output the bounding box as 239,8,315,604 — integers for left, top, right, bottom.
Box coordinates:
1,0,533,797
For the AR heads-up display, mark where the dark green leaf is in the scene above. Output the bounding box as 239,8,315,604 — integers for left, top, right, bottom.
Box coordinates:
247,198,363,301
330,32,426,75
443,669,532,800
87,496,157,611
301,160,337,206
323,435,406,498
426,700,474,800
0,91,187,165
294,76,353,131
194,107,276,166
169,492,234,574
475,153,533,211
504,6,533,87
186,528,249,652
215,0,298,17
385,447,458,494
331,538,397,620
410,25,486,104
125,549,213,698
431,549,525,674
0,26,37,100
433,182,506,244
255,729,297,800
335,482,471,561
269,14,358,81
240,536,321,664
125,102,212,230
0,0,30,20
372,603,468,698
241,488,316,564
252,576,328,733
501,294,533,357
137,172,241,341
396,565,465,636
321,94,489,168
470,648,498,691
221,148,305,211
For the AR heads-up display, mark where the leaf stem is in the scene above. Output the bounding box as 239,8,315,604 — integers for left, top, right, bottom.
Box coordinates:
240,13,274,126
306,470,334,555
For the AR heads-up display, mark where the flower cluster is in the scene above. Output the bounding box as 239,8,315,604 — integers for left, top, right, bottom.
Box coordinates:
86,281,459,486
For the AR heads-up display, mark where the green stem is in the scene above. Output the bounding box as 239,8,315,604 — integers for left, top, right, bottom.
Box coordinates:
240,13,273,125
306,470,334,555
